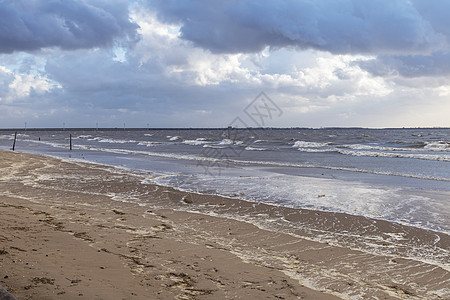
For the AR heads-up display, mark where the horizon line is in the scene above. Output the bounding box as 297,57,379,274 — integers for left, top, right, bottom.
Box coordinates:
0,126,449,131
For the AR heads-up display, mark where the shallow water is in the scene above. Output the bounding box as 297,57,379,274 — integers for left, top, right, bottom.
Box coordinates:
0,128,449,234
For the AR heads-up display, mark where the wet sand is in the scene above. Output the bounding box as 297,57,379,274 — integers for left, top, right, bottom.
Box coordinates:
0,150,448,299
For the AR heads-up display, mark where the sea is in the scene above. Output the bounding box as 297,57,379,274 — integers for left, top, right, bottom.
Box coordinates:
1,127,448,235
1,127,449,298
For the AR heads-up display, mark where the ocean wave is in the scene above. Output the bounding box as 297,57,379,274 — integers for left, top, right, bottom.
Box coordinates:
138,141,163,147
168,136,180,141
425,141,450,151
337,149,450,162
292,140,331,148
17,137,450,181
338,144,399,151
219,139,233,145
81,146,448,182
245,146,269,151
297,148,333,153
340,142,450,152
10,134,450,183
74,135,93,139
292,141,450,159
88,137,137,144
202,144,228,149
0,134,15,140
183,138,211,146
219,139,244,145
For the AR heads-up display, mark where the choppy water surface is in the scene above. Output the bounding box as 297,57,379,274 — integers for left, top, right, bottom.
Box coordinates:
0,128,449,234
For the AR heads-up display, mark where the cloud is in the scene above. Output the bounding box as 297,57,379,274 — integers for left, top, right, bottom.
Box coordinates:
411,0,450,42
0,60,61,105
0,66,14,101
359,51,450,78
0,0,140,53
149,0,442,55
1,1,449,128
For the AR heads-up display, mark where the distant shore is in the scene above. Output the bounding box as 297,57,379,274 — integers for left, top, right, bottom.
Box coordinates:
0,150,448,299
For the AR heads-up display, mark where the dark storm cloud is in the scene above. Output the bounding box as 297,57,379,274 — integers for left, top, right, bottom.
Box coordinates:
149,0,441,55
357,0,450,77
0,0,139,53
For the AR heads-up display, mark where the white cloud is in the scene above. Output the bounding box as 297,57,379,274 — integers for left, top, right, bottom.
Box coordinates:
0,63,61,104
8,73,61,100
0,1,449,128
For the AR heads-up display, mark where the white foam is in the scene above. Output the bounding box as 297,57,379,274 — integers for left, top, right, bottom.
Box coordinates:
0,134,14,140
292,141,450,160
337,148,450,162
138,141,163,147
425,141,450,151
74,135,93,139
339,144,399,151
342,142,450,152
88,137,137,144
219,139,244,145
162,171,449,234
293,140,331,148
219,139,233,145
202,144,228,149
296,148,332,153
183,138,211,146
245,146,269,151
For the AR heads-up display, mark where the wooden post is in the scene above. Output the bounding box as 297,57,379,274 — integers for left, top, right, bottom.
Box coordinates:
70,134,72,151
12,132,17,151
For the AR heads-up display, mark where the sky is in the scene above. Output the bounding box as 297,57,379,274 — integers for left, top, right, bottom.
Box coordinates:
1,0,450,128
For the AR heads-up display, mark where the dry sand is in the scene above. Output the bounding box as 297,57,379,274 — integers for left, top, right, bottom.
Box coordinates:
0,150,448,299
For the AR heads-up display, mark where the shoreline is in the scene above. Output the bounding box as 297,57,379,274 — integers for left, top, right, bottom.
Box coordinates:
1,150,449,299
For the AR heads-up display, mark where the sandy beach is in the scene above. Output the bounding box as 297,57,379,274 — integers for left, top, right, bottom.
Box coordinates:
0,150,448,299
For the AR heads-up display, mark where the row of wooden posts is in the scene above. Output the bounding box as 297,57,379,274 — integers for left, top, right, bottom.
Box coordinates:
12,132,72,151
